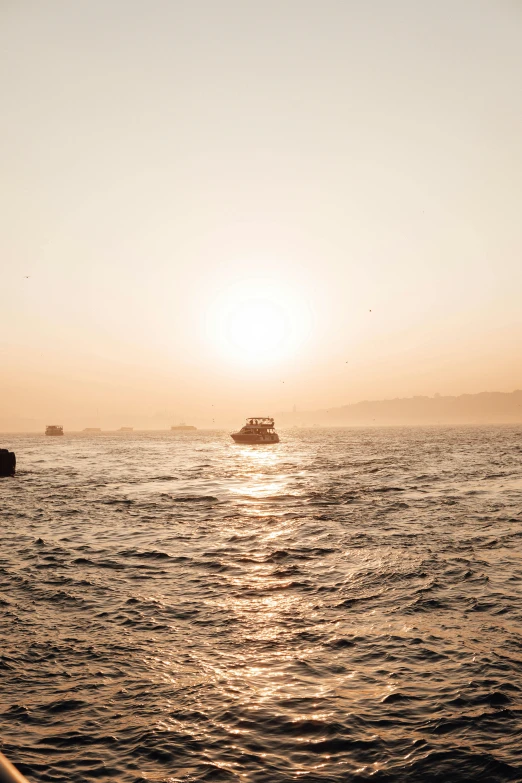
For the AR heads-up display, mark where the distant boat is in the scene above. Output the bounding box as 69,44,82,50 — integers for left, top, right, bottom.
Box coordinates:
231,417,280,444
45,425,63,436
171,423,197,431
118,427,133,432
83,427,101,433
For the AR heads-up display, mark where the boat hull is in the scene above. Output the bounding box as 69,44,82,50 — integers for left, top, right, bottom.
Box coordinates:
231,433,279,444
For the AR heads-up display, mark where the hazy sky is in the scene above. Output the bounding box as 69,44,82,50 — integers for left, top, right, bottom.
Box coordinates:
2,0,522,428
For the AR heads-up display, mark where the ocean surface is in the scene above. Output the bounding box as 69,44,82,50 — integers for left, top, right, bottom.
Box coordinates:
1,427,522,783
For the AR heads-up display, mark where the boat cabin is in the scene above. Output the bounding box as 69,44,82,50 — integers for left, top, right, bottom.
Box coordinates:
245,417,274,428
241,417,277,435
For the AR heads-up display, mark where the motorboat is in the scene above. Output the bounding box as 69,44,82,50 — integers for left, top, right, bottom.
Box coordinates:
45,425,63,436
231,417,280,444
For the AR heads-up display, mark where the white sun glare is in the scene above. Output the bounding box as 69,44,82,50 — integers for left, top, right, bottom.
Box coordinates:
207,277,310,367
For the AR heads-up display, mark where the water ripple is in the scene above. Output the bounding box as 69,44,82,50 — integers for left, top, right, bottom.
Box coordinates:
1,427,522,782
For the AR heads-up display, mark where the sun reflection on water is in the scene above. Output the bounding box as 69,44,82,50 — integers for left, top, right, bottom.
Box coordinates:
229,445,290,509
143,437,411,776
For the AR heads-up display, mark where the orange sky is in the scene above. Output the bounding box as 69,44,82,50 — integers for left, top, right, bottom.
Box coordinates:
2,1,522,429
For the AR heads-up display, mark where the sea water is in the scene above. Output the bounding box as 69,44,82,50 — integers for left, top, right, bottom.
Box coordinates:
1,427,522,782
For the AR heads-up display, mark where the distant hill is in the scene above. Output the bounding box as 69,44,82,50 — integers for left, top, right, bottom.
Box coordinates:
280,390,522,426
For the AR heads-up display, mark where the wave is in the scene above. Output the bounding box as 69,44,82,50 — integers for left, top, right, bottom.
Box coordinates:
2,426,522,783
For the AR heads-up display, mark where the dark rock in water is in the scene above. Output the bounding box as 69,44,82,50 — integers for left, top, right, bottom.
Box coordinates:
0,449,16,476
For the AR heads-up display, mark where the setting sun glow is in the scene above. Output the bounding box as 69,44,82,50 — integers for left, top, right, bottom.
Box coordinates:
207,278,311,368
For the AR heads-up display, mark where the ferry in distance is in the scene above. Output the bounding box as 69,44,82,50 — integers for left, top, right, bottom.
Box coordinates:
171,424,197,431
45,425,63,436
231,417,280,445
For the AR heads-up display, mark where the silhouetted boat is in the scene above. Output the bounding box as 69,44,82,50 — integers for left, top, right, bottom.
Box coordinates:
45,425,63,436
83,428,101,433
231,417,280,444
0,449,16,476
171,423,197,431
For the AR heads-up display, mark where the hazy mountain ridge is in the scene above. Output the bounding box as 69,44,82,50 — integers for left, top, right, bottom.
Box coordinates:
280,390,522,426
2,391,522,433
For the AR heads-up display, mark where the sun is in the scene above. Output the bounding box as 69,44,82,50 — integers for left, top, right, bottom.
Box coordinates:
206,277,310,367
225,298,288,361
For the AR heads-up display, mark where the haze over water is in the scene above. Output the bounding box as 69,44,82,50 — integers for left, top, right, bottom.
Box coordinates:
2,428,522,782
2,0,522,429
